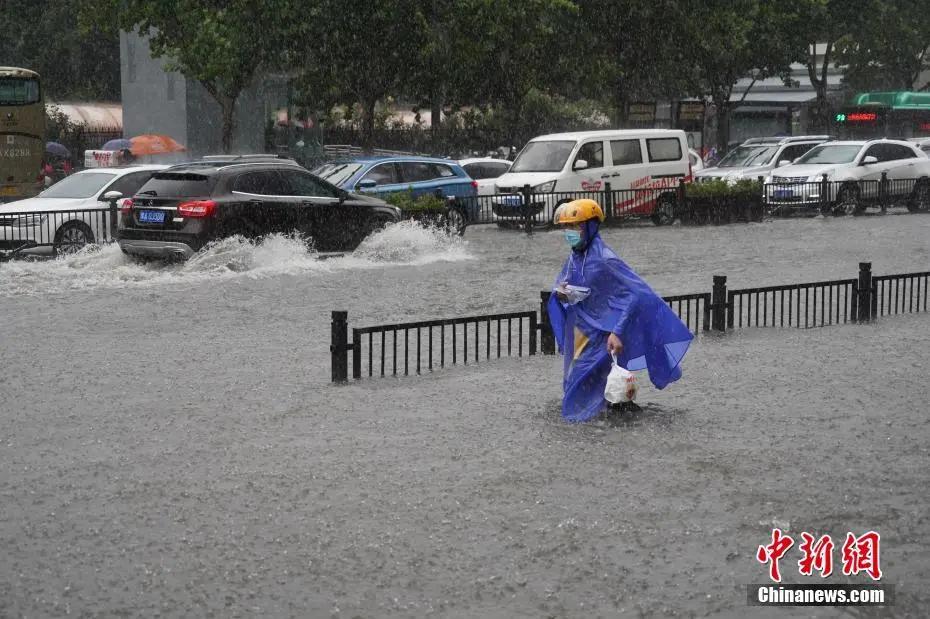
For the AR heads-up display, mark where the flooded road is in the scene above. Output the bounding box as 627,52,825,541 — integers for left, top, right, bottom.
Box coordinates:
1,215,929,617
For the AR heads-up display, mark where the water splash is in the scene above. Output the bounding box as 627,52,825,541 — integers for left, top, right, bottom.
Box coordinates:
0,222,473,297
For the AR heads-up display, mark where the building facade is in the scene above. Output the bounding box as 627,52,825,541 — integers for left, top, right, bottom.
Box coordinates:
120,31,286,157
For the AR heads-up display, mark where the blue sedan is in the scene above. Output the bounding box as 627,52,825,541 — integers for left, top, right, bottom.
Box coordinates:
312,156,479,222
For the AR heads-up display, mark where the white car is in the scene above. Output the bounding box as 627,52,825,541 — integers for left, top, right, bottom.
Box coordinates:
458,158,512,196
908,137,930,157
764,139,930,215
696,135,830,184
0,165,167,256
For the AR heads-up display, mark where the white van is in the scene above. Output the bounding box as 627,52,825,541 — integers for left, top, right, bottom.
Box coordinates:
492,129,691,225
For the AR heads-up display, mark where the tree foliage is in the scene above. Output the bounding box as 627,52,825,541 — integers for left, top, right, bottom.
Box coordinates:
836,0,930,91
681,0,807,151
85,0,300,152
0,0,120,101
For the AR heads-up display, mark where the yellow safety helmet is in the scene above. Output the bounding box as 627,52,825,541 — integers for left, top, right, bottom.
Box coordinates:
556,198,606,224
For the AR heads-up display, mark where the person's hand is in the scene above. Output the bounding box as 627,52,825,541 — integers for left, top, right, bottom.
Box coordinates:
607,333,623,356
554,282,569,302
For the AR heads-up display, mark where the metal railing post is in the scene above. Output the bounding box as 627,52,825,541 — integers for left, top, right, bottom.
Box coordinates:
857,262,873,323
108,198,119,242
331,311,349,382
352,329,361,379
539,290,556,355
521,184,533,235
677,178,687,222
711,275,728,332
603,182,612,222
879,171,888,213
820,174,831,216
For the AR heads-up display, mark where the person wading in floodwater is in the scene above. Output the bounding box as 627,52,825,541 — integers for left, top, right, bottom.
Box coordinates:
548,198,693,422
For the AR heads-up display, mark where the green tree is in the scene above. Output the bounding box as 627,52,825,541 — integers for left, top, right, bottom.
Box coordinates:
1,0,120,101
84,0,297,152
457,0,578,145
291,1,424,147
793,0,870,130
836,0,930,91
684,1,807,151
569,0,692,125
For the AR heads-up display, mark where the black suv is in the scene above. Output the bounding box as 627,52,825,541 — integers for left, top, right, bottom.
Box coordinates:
117,157,401,260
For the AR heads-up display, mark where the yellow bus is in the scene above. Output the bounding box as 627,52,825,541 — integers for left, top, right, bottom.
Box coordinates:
0,67,44,203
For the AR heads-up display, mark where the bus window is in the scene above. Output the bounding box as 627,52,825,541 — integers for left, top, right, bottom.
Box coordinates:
0,77,41,105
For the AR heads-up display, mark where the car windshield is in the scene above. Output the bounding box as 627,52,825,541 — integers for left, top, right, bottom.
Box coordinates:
39,172,116,198
312,162,363,186
510,140,575,173
716,145,778,168
795,145,863,165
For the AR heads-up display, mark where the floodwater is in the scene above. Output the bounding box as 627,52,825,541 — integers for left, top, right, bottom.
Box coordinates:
1,215,929,617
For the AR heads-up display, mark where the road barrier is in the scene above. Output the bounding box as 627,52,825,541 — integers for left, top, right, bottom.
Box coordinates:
0,204,119,259
463,173,930,232
331,262,929,382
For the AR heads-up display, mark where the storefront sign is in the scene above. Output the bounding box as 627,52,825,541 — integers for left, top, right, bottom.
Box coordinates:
628,102,656,123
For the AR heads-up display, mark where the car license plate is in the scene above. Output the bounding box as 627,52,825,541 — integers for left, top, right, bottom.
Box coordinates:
0,186,18,197
773,189,794,199
139,209,166,223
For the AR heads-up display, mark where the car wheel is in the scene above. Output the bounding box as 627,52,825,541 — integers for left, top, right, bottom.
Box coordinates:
442,207,467,236
833,185,862,216
907,180,930,213
54,221,95,255
650,194,676,226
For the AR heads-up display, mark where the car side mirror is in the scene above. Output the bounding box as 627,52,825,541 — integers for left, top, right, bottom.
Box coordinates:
357,179,377,190
777,160,791,167
101,190,123,202
862,156,878,165
573,159,588,171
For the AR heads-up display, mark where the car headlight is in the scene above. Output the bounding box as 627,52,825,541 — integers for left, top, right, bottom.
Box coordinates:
533,181,556,193
809,171,832,182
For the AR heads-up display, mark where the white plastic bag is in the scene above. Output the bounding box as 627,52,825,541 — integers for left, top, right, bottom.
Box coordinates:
604,353,638,403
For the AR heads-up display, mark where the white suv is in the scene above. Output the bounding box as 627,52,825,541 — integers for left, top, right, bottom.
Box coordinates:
764,139,930,215
695,135,831,184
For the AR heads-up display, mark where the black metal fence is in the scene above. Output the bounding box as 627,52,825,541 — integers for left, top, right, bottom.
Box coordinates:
332,286,712,382
727,278,859,329
459,174,930,232
331,262,928,382
872,271,930,318
0,205,119,259
762,172,929,217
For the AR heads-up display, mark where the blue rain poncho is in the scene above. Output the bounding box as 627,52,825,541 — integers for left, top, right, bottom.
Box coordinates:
549,223,693,422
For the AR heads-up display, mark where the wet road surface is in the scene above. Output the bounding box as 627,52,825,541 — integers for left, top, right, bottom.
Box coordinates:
1,215,929,617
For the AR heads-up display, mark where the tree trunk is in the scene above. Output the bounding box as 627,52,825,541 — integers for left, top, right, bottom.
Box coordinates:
362,98,377,151
431,96,442,131
714,96,730,155
220,98,236,154
613,79,628,127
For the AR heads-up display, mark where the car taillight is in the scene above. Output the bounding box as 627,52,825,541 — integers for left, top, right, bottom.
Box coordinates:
471,180,478,190
119,198,134,214
177,200,217,218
